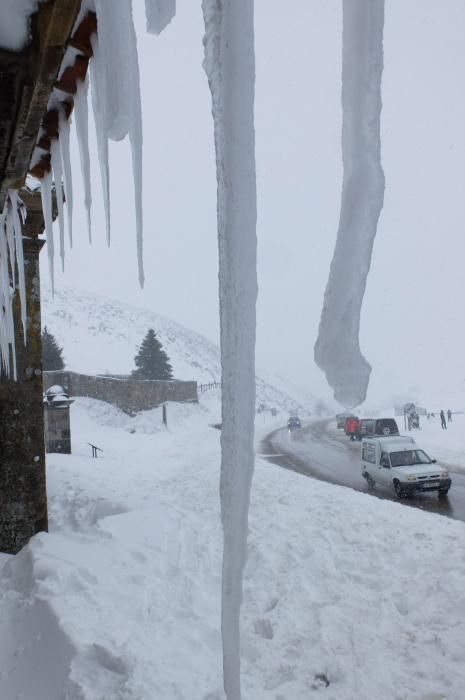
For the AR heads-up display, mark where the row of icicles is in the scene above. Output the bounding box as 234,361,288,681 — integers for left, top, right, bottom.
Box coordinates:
0,192,26,378
0,0,176,376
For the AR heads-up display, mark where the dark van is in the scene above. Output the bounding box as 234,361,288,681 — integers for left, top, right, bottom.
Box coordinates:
356,418,399,440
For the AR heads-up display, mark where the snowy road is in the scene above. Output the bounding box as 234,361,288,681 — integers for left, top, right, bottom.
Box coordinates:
261,419,465,522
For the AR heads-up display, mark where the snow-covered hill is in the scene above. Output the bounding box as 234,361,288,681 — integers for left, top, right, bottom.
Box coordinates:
42,285,313,414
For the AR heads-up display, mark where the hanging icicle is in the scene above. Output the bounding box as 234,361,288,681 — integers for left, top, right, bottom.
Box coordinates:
40,171,55,295
50,139,66,271
3,0,177,375
24,0,172,296
5,203,16,290
202,1,258,699
58,107,74,247
145,0,176,34
89,32,111,246
9,191,27,342
74,76,92,242
0,191,29,377
314,0,385,408
90,0,145,286
0,212,15,378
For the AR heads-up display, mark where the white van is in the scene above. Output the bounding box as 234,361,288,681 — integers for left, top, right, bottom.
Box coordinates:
361,436,451,498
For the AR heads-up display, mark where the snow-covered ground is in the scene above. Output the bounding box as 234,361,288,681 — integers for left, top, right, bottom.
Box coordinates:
1,393,465,699
409,412,465,473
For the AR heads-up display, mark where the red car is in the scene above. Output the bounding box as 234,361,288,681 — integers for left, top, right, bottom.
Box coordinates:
344,416,359,441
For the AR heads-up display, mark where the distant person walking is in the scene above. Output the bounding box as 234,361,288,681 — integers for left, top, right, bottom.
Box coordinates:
447,409,452,422
440,410,447,430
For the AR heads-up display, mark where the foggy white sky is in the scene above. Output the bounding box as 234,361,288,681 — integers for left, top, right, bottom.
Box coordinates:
41,0,465,408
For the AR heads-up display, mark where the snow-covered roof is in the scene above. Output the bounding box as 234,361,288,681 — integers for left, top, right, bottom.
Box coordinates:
46,384,66,395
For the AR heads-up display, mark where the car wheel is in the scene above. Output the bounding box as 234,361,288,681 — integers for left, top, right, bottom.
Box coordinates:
366,474,375,490
393,480,406,498
438,489,449,498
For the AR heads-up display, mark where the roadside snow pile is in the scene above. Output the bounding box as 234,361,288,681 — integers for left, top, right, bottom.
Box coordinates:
72,395,216,436
1,397,465,698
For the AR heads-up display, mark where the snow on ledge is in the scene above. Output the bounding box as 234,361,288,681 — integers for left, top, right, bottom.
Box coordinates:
0,0,46,52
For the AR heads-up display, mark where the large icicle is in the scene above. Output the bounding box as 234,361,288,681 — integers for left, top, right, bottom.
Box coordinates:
74,76,92,242
89,32,111,245
5,202,16,289
314,0,385,408
202,2,257,699
129,97,144,288
58,107,74,247
0,192,28,375
145,0,176,34
91,0,145,285
50,138,65,270
9,191,27,341
40,172,55,295
0,212,15,377
92,0,132,141
127,17,145,289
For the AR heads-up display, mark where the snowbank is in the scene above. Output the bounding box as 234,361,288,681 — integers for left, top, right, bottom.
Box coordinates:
1,396,465,698
411,412,465,472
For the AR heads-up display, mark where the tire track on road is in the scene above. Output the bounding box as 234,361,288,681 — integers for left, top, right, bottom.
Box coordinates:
259,420,465,522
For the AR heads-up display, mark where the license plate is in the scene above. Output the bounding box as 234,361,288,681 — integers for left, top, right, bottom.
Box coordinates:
422,481,440,489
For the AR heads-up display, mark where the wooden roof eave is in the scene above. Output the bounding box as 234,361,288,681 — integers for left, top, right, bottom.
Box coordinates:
0,0,82,210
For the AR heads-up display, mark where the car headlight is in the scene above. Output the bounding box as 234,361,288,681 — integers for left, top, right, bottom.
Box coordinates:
407,475,417,481
441,471,449,478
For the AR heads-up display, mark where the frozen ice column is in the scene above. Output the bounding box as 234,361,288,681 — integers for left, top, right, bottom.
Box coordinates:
315,0,385,408
202,1,258,698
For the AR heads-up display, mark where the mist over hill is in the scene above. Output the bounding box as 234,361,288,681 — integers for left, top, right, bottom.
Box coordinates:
42,285,316,415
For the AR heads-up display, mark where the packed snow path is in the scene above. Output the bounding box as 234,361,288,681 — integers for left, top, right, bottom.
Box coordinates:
262,419,465,522
1,397,465,699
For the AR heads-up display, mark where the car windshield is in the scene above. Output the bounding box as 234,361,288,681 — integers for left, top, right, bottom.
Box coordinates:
390,449,432,467
375,420,398,434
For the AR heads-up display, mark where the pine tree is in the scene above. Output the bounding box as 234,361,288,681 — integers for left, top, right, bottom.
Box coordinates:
42,327,65,371
132,329,173,380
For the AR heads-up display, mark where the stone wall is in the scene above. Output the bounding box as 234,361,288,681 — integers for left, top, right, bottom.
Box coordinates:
0,238,48,554
43,371,198,415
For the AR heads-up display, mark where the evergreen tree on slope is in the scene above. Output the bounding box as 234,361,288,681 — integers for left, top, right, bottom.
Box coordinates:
132,328,173,380
42,327,65,371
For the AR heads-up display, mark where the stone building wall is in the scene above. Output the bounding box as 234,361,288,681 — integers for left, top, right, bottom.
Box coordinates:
0,238,48,554
43,371,198,414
